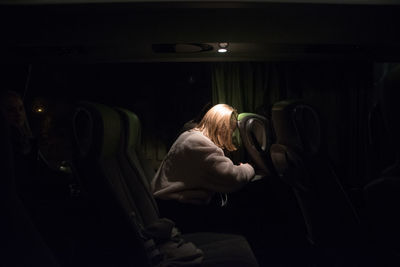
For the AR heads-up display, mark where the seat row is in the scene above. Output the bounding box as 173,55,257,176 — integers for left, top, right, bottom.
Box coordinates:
70,102,260,266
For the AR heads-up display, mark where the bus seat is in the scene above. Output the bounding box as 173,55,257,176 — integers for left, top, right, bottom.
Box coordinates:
367,103,396,182
364,65,400,264
236,111,310,255
270,100,360,248
73,102,150,266
237,112,276,178
114,107,160,226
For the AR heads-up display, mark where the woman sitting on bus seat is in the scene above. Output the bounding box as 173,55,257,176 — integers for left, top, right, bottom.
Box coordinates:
151,104,255,232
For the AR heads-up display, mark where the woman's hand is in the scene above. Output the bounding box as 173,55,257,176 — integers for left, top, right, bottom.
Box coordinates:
172,190,215,205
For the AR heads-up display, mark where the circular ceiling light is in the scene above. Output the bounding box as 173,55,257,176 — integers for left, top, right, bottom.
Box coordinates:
152,43,213,54
175,44,204,53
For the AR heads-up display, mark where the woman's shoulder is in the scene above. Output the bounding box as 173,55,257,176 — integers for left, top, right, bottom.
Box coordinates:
181,130,213,145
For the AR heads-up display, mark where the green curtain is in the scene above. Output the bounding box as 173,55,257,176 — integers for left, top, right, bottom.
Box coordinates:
211,62,285,114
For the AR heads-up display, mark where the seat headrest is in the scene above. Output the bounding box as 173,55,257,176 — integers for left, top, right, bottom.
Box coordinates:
238,113,272,153
380,65,400,151
73,102,122,160
115,108,141,151
272,100,320,155
237,112,275,176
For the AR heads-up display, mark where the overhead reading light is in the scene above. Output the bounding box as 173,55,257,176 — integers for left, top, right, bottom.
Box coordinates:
33,105,45,114
218,42,229,53
32,97,47,114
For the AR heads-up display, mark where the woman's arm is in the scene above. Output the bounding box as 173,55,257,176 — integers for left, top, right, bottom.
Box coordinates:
201,147,255,193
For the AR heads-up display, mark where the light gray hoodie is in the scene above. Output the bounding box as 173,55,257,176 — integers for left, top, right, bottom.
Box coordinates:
151,130,255,204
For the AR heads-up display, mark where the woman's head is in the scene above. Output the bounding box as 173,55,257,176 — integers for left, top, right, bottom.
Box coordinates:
0,90,33,154
195,104,238,151
0,91,27,129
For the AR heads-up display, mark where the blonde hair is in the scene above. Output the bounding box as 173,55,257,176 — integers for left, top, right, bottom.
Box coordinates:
195,104,238,152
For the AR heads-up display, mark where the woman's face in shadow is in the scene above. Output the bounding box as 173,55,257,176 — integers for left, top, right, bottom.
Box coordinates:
1,96,26,128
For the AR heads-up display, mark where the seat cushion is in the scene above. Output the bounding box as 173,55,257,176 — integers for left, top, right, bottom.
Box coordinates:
183,233,259,267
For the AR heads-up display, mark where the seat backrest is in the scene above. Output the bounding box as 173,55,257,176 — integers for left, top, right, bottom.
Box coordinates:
114,107,160,226
237,112,276,177
377,65,400,175
237,111,308,245
364,65,400,254
270,100,360,247
72,102,150,266
367,104,390,181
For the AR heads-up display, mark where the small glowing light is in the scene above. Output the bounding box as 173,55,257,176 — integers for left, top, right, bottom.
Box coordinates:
32,101,46,114
218,48,228,53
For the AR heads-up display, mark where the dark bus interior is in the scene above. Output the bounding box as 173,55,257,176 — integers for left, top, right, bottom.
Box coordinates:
1,0,400,266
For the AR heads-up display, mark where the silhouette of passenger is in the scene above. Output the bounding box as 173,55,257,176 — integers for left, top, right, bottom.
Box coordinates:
0,90,35,156
1,92,78,264
151,104,255,232
0,90,39,205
